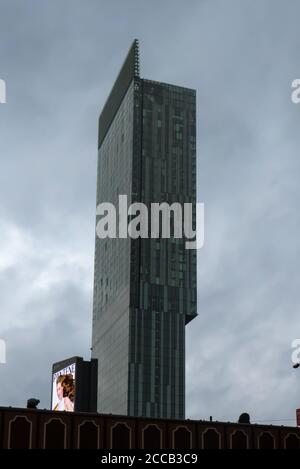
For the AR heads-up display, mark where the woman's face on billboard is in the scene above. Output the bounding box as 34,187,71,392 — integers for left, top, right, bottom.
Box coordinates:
56,382,63,400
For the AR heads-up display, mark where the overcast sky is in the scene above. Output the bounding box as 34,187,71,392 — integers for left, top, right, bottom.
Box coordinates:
0,0,300,426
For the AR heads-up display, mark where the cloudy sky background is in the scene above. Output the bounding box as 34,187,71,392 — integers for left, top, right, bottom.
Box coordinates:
0,0,300,425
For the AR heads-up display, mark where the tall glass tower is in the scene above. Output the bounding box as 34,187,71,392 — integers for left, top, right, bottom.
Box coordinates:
92,40,197,419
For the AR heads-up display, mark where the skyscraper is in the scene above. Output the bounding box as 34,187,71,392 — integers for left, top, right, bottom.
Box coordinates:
92,40,197,419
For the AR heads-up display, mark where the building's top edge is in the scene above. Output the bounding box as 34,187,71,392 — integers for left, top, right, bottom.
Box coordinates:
100,39,139,114
142,78,196,94
105,39,140,99
97,40,197,149
98,39,139,148
121,38,140,79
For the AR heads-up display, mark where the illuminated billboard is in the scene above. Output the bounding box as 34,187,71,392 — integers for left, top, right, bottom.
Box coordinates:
51,356,98,413
51,362,76,412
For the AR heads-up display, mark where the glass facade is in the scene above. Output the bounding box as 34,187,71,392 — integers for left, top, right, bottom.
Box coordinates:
92,41,197,419
92,82,134,415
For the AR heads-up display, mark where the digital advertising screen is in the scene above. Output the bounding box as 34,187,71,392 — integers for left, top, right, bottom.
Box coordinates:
51,362,76,412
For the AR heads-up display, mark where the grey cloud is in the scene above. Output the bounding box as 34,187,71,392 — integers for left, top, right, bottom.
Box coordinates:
0,0,300,424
